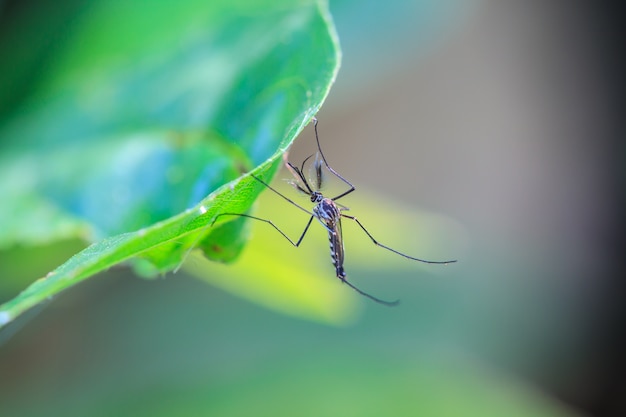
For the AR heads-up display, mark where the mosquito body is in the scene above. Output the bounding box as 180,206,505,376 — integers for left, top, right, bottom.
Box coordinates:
212,118,456,306
313,196,346,280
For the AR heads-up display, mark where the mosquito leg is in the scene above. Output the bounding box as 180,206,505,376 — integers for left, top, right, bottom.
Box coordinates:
212,212,315,247
310,117,356,201
330,185,356,202
251,174,314,216
341,214,457,264
339,277,400,306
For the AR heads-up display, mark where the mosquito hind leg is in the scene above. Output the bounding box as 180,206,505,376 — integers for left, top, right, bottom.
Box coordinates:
340,214,457,264
338,276,400,306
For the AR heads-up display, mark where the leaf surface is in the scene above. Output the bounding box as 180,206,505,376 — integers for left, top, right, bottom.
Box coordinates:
0,0,341,328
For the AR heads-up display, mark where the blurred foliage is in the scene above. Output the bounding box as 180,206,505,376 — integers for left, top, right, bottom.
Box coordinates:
0,2,588,417
0,0,340,327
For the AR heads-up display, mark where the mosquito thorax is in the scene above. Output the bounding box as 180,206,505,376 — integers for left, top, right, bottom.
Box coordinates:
310,191,323,203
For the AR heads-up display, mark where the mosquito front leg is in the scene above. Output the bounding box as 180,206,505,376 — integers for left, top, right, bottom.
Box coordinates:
310,118,356,201
250,174,313,216
212,213,315,247
340,214,457,264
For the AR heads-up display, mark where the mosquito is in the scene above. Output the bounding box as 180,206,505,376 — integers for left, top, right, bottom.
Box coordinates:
211,118,456,306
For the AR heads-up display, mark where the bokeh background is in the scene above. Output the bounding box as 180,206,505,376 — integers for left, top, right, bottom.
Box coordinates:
1,1,624,416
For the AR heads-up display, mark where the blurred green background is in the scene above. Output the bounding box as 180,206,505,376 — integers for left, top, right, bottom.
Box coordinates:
1,1,623,416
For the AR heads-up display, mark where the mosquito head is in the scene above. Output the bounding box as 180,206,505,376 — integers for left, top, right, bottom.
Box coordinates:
310,191,323,203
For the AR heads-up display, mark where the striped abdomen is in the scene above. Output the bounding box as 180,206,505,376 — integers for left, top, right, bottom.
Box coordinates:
329,222,346,279
313,198,346,280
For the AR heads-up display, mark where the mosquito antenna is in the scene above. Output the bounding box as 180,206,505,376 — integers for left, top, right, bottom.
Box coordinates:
311,117,356,201
340,278,400,307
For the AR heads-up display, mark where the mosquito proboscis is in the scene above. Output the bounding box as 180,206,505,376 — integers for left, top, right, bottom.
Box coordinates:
210,117,456,306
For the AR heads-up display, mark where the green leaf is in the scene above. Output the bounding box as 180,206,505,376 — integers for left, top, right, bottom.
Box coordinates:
0,0,340,328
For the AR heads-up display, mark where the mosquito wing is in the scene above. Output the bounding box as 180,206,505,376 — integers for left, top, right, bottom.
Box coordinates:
312,153,324,190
